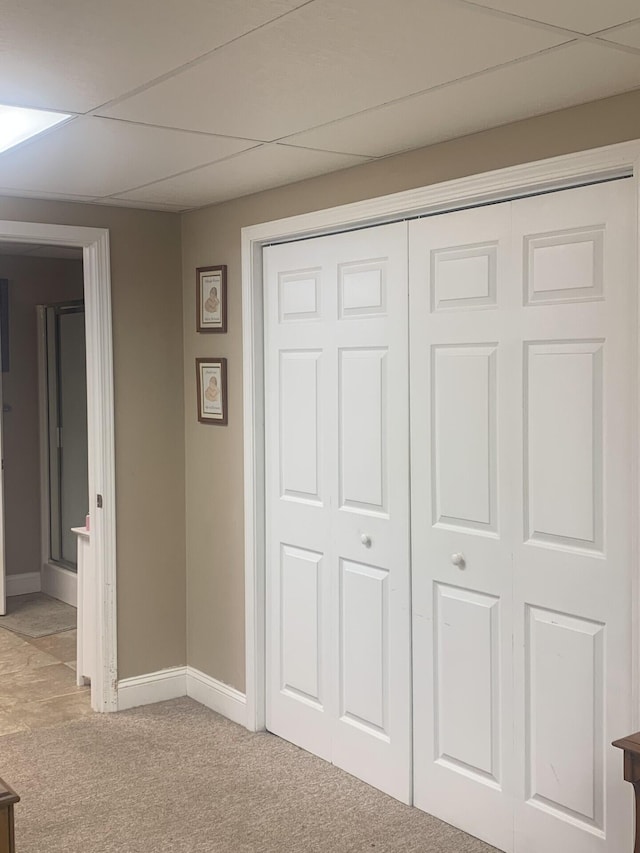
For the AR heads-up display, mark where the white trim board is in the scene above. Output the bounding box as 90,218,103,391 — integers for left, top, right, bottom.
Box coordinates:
241,138,640,733
186,667,247,727
118,667,187,711
42,562,77,607
0,220,117,713
117,666,248,727
6,572,41,597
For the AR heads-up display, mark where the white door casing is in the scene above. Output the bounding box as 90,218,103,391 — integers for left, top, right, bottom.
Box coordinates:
264,222,412,802
410,179,636,852
0,221,116,712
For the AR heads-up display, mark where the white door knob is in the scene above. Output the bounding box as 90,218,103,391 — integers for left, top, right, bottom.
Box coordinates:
451,553,465,567
361,534,372,548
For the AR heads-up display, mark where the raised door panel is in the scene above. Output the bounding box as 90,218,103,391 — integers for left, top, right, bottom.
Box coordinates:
435,583,501,786
339,347,387,515
279,268,322,321
431,242,498,311
340,559,389,737
524,227,604,306
432,344,497,534
339,260,387,318
280,545,323,707
525,607,604,833
524,341,603,553
280,350,322,504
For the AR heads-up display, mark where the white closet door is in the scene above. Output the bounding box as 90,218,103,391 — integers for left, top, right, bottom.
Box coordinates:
264,222,411,802
410,179,635,853
410,203,516,851
511,181,634,853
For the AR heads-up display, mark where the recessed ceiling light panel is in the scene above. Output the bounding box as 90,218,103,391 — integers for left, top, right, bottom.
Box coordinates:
0,104,71,155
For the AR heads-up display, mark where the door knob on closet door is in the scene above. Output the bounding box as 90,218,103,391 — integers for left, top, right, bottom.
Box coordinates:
361,534,372,548
451,553,465,568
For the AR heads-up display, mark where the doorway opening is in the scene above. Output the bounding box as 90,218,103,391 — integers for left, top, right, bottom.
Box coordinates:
0,220,116,713
0,246,91,728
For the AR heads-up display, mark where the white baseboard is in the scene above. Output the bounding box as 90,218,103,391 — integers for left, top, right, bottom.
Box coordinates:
118,667,187,711
42,562,77,606
6,571,42,597
116,665,247,726
186,667,247,727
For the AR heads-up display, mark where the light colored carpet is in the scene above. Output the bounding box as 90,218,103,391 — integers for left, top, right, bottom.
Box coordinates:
1,698,498,853
0,592,76,637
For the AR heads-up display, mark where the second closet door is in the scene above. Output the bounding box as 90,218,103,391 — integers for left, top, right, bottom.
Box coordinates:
264,222,411,802
410,180,635,853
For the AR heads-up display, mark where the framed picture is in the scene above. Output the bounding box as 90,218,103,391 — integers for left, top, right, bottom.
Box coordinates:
196,265,227,333
196,357,228,425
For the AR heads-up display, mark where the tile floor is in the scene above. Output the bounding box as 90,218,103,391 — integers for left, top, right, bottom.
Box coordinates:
0,623,92,737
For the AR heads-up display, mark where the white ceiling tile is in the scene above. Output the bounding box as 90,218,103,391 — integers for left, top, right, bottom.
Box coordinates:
113,144,371,208
0,117,256,198
599,20,640,49
0,0,306,113
463,0,640,34
102,0,565,140
284,42,640,157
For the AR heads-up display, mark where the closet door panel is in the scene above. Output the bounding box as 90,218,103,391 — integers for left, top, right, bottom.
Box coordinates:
264,222,411,802
411,179,636,853
511,180,635,853
410,203,518,853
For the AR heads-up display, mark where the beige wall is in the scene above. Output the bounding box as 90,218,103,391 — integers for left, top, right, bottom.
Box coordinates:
5,88,639,690
0,198,185,680
182,88,640,692
0,255,84,577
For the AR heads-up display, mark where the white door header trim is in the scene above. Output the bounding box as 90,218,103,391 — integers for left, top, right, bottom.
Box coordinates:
242,140,640,248
0,221,108,246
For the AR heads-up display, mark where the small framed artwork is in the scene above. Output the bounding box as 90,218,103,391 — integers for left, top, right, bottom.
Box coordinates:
196,357,228,425
196,264,227,333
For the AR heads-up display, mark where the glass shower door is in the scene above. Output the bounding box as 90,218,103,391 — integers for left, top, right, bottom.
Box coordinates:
45,303,88,570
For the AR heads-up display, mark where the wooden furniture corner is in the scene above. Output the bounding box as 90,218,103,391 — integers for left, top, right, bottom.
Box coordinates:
0,777,19,853
613,732,640,852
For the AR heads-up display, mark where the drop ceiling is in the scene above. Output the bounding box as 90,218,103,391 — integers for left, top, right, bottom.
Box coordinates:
1,0,640,212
